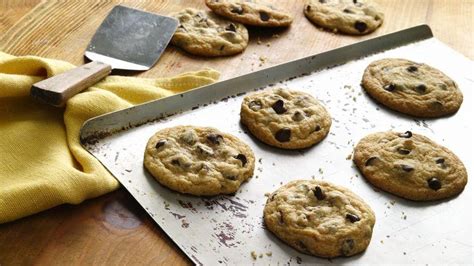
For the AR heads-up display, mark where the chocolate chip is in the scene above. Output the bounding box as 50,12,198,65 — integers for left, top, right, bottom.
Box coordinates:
365,156,378,166
353,0,358,3
346,213,360,223
259,11,270,21
278,210,285,224
397,148,411,155
407,66,418,72
354,21,367,33
155,140,166,149
292,111,305,122
343,8,353,13
314,125,321,132
401,164,414,172
399,131,412,138
313,186,326,200
225,23,236,32
435,158,446,169
207,134,223,145
270,193,277,201
235,154,247,166
272,99,287,114
341,239,355,256
319,0,326,3
415,84,427,94
432,101,443,108
171,159,180,166
231,6,243,14
199,163,210,172
306,5,311,11
248,100,262,111
275,128,291,142
296,240,308,252
384,84,396,92
225,175,238,181
427,177,441,191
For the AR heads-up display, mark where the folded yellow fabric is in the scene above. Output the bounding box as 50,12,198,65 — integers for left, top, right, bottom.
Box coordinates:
0,51,220,223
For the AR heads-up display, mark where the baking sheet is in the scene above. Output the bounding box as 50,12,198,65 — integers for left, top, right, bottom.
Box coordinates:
81,27,473,265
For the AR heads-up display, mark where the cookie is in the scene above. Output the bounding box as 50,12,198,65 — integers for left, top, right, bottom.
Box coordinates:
361,58,463,117
205,0,293,27
304,0,384,35
353,131,468,201
171,8,249,57
264,180,376,258
240,88,331,149
144,126,255,196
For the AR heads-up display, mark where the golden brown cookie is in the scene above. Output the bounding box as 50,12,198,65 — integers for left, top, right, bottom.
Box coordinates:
264,180,376,258
353,131,468,201
144,126,255,196
171,8,249,57
361,58,463,117
304,0,384,35
205,0,293,27
240,88,332,149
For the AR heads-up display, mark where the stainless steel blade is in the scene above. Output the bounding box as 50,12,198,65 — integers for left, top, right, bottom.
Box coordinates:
80,26,473,265
85,5,178,71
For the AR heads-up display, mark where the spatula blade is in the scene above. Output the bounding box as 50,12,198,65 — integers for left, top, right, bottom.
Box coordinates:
85,5,178,71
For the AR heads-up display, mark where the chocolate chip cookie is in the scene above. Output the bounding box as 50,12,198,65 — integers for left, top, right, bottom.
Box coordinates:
304,0,384,35
353,131,468,201
205,0,293,27
264,180,376,258
144,126,255,196
240,88,331,149
171,8,249,57
362,58,463,117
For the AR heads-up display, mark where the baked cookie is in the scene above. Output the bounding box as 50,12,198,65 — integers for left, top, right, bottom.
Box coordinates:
144,126,255,196
361,58,463,117
171,8,249,57
205,0,293,27
240,88,331,149
304,0,384,35
353,131,468,201
264,180,376,258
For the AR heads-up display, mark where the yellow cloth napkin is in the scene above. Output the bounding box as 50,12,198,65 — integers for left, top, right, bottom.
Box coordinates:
0,52,220,223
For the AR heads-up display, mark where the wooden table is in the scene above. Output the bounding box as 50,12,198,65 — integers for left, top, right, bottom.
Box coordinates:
0,0,472,265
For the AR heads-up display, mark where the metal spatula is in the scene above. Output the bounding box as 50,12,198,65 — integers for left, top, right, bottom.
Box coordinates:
30,5,178,107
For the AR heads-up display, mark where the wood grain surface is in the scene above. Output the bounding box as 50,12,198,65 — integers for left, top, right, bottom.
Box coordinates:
0,0,473,265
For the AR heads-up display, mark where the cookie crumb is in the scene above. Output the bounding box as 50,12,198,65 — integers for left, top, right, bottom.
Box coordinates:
296,256,302,264
259,56,267,66
250,251,257,260
346,153,352,160
266,252,272,257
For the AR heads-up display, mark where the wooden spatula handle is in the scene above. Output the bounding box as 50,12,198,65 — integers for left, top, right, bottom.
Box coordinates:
31,61,112,107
